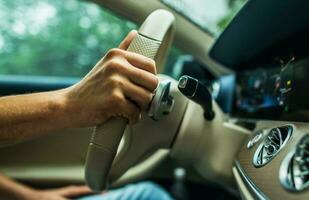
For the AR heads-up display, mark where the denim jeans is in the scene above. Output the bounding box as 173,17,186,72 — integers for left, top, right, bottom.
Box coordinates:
77,181,174,200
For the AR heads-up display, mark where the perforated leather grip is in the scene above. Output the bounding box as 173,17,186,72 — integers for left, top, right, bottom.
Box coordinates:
128,34,161,58
85,117,127,191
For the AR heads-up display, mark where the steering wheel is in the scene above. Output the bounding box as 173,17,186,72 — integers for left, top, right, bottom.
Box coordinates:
84,9,187,191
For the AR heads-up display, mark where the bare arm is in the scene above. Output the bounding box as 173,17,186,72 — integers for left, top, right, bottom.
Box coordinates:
0,30,158,146
0,172,92,200
0,89,71,145
0,172,33,199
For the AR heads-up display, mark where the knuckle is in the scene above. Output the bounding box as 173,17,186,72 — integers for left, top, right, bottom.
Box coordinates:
106,48,122,58
105,59,124,74
111,91,124,105
109,76,123,88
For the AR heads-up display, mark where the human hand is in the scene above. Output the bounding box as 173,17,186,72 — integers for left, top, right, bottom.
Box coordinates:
20,185,92,200
63,30,158,127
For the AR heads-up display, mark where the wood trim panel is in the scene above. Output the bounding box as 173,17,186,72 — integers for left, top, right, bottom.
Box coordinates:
236,121,309,199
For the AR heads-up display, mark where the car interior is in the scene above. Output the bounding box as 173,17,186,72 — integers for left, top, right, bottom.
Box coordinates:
0,0,308,199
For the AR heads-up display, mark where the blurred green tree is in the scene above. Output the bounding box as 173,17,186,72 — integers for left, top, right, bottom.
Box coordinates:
0,0,182,77
217,0,247,31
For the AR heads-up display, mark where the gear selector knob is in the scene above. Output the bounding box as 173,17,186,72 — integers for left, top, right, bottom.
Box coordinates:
178,75,215,120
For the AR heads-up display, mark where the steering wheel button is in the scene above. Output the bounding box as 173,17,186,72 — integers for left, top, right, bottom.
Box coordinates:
247,132,263,149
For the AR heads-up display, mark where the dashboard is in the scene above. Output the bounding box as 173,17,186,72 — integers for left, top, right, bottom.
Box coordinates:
232,56,309,122
208,0,309,199
225,56,309,199
234,122,309,199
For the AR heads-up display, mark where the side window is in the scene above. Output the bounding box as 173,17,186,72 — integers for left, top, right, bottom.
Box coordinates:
0,0,183,78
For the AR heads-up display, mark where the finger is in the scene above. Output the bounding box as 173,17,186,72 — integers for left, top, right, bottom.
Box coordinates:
124,62,159,92
118,30,138,50
105,59,158,92
121,79,153,110
120,99,141,124
53,185,92,197
124,51,157,74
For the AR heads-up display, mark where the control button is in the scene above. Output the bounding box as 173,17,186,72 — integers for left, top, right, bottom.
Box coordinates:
247,131,264,149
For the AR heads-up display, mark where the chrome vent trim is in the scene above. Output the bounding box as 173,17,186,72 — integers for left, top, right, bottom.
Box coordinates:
253,125,293,167
280,134,309,191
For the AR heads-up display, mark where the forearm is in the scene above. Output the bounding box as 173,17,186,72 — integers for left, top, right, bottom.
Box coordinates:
0,89,71,146
0,172,33,199
0,31,158,146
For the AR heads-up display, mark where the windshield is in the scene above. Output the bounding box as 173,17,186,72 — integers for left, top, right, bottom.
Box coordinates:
161,0,247,36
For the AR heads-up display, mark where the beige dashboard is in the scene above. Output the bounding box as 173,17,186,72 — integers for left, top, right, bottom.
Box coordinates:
234,121,309,199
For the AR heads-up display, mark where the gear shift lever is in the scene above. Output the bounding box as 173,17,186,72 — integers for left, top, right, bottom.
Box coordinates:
178,75,215,120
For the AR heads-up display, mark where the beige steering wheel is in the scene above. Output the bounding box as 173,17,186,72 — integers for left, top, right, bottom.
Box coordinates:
84,9,182,191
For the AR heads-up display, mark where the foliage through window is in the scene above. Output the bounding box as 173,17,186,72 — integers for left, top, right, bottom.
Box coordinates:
0,0,182,77
161,0,247,36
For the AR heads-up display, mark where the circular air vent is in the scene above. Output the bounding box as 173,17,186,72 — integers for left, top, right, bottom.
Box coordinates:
253,125,293,167
280,134,309,191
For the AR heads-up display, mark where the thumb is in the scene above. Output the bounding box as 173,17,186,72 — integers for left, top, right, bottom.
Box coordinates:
118,30,138,50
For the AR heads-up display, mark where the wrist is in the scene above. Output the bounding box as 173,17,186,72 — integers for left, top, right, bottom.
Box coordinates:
13,187,36,200
48,88,74,129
